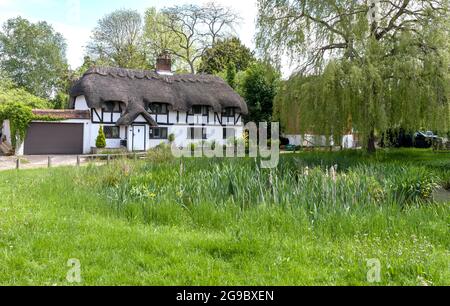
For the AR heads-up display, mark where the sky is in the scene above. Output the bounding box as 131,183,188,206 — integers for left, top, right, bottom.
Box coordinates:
0,0,260,70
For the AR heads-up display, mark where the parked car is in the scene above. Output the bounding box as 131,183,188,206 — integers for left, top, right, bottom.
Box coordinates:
414,131,439,149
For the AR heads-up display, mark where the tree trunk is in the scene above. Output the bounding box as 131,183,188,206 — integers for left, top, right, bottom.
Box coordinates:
367,130,376,154
189,61,195,74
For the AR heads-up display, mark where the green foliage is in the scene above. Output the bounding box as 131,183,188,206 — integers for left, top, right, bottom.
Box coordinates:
51,91,69,109
168,133,175,143
0,102,33,149
96,126,107,149
198,37,255,74
73,56,96,78
143,8,189,72
257,0,450,152
226,63,237,89
0,81,51,109
0,17,68,99
87,10,149,69
239,61,280,123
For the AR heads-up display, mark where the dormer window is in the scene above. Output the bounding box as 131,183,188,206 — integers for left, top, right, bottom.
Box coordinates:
222,107,236,117
190,106,209,116
148,103,168,115
103,101,121,112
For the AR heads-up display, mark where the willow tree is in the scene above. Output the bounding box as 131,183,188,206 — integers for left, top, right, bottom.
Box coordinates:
257,0,450,152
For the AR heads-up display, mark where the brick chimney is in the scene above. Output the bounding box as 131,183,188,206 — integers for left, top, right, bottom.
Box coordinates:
156,51,172,75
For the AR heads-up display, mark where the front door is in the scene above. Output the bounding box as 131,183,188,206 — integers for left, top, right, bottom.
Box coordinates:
132,125,146,151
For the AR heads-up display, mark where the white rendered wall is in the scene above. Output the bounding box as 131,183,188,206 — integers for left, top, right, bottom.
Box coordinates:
74,96,89,110
2,120,12,145
73,95,246,153
285,134,355,148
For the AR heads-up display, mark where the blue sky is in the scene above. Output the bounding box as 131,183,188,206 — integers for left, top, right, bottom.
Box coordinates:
0,0,258,69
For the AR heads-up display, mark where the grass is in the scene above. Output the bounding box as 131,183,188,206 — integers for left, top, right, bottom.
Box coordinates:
0,148,448,286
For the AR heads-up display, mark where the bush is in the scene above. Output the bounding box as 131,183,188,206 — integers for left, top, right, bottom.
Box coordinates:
168,133,175,143
190,143,196,153
96,126,106,149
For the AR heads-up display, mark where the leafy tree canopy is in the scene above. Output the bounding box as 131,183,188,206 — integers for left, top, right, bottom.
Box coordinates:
0,74,51,109
238,61,281,124
143,8,189,72
257,0,450,152
0,17,68,99
87,10,149,69
198,37,255,74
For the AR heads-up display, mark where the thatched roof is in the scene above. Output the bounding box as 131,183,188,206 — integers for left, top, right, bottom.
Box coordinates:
69,67,248,126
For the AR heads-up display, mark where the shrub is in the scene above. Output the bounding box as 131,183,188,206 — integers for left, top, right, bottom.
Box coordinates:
96,126,106,149
168,133,175,143
190,143,196,153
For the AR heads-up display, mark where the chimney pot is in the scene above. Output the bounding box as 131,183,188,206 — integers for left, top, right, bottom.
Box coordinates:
156,51,172,75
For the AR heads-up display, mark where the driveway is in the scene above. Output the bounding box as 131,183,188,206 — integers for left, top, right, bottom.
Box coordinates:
0,155,89,171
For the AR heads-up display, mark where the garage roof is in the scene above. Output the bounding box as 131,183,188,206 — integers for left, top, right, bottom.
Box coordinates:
32,110,90,120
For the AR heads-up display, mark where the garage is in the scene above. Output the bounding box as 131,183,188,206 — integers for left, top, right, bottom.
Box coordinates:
24,123,84,155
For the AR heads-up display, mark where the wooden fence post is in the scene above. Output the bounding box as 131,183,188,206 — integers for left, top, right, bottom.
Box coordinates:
48,156,52,168
77,155,81,167
107,154,111,165
16,158,20,170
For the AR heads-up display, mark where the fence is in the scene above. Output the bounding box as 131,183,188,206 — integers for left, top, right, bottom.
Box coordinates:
13,152,148,170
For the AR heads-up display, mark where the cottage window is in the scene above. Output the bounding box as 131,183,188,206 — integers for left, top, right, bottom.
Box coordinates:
104,126,120,139
223,128,236,140
222,108,236,117
103,102,121,112
190,106,209,116
188,127,207,140
149,103,168,115
149,127,168,140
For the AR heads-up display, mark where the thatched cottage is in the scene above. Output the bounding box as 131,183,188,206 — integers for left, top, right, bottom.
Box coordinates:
6,53,248,155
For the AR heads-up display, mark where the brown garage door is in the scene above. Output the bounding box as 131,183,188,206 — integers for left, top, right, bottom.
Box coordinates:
24,123,84,155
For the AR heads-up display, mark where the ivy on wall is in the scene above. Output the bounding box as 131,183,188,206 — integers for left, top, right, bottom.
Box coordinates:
0,102,63,150
0,103,33,149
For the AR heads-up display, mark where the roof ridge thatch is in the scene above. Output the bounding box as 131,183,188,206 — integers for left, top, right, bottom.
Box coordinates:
84,67,223,84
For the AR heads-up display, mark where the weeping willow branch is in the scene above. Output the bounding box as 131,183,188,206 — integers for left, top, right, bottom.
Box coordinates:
257,0,450,152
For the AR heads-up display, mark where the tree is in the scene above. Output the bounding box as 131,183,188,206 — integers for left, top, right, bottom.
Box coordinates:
73,56,96,79
157,4,241,73
0,17,68,99
87,10,148,69
0,74,51,109
257,0,450,152
51,92,69,110
143,8,189,72
159,5,208,74
96,126,106,149
198,37,255,74
239,61,280,124
226,63,237,89
201,1,241,45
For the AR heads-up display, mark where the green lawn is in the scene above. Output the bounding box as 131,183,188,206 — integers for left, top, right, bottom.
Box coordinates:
0,149,449,286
